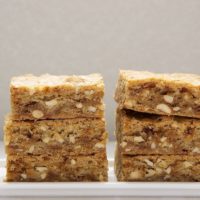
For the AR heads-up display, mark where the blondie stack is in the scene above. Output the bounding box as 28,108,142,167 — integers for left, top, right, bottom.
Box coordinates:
114,70,200,181
4,74,108,181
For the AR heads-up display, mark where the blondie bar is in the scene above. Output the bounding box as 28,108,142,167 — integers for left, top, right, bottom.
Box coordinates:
115,148,200,181
4,115,107,156
6,152,108,181
115,70,200,118
116,109,200,155
11,74,104,120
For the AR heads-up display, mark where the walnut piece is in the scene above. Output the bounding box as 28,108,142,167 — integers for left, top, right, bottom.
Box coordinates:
163,95,174,104
41,173,47,180
76,102,83,109
28,145,35,154
144,159,154,167
71,159,76,165
69,135,75,144
156,104,171,114
133,136,144,143
21,173,27,179
120,141,127,148
36,166,48,172
45,99,58,107
32,110,44,119
88,106,97,112
130,170,142,179
145,169,155,178
173,106,181,111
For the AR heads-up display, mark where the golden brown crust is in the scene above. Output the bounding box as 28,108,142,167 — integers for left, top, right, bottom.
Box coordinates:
11,74,104,120
115,70,200,118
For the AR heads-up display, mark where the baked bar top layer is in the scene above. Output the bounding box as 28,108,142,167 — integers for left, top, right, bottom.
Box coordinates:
11,73,104,88
119,70,200,86
116,109,200,155
10,74,104,120
115,70,200,118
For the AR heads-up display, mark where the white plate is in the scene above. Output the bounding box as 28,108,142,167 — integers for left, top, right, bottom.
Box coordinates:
1,158,200,197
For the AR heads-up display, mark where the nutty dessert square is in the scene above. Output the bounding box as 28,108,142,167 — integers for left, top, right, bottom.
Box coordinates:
115,70,200,118
11,74,104,120
6,152,108,182
116,109,200,155
4,115,107,156
115,148,200,181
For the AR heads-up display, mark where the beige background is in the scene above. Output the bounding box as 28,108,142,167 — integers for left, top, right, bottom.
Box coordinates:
0,0,200,140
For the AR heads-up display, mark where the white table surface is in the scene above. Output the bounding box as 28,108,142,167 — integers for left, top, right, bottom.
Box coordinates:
0,141,198,200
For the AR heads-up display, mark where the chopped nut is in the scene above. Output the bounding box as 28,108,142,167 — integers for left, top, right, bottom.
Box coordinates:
156,104,171,114
144,159,154,167
84,90,94,96
76,102,83,109
161,141,169,148
41,173,47,180
120,141,127,148
163,95,174,104
160,137,167,142
95,143,105,148
32,110,44,119
71,159,76,165
21,173,27,179
151,142,156,149
157,160,168,168
173,107,180,111
133,136,145,143
28,145,35,154
88,106,97,112
183,161,193,168
53,133,64,143
40,125,47,131
165,166,171,174
130,170,142,179
36,167,48,172
192,147,200,153
45,99,58,107
155,167,162,174
145,169,155,178
125,148,131,152
75,145,81,149
69,135,75,144
42,136,50,143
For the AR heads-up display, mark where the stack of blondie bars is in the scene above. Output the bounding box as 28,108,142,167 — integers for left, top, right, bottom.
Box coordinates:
115,70,200,181
4,74,108,181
